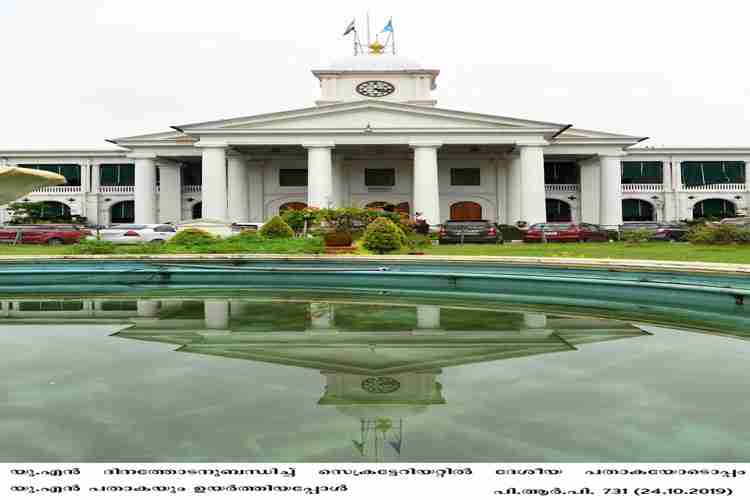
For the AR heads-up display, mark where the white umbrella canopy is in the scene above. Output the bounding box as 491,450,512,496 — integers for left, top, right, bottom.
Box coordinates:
0,166,66,204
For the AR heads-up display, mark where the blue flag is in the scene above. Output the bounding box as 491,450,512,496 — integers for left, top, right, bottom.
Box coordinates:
382,19,393,33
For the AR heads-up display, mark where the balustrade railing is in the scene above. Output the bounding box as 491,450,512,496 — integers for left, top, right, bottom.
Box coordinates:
545,184,579,192
622,183,664,192
31,185,81,194
99,185,134,193
683,183,746,192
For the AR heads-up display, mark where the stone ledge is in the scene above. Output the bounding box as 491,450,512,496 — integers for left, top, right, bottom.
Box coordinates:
0,253,748,276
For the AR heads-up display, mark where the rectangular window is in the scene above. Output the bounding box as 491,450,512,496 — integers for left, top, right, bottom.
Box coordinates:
279,169,308,187
365,168,396,187
681,161,745,186
450,168,481,186
621,161,663,184
20,164,81,186
100,164,135,186
544,162,579,184
182,165,202,185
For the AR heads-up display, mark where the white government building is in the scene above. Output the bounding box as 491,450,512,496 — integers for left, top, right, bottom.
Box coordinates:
1,41,749,227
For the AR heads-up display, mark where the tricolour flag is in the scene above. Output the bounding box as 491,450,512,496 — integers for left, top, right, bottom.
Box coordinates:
343,19,356,36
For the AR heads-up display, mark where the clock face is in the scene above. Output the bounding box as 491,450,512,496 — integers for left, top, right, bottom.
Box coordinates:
356,80,395,97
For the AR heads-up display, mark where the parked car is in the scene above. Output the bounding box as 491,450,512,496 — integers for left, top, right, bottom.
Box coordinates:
91,224,176,244
718,216,750,228
0,224,88,245
524,222,609,243
619,222,689,241
438,219,502,244
231,222,265,233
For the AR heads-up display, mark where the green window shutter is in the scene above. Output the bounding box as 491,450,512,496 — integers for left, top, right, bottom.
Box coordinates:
545,162,578,184
100,165,117,186
279,169,308,187
450,168,481,186
19,164,81,186
641,162,662,183
622,199,638,218
120,165,135,185
621,163,641,183
723,162,745,183
681,162,703,186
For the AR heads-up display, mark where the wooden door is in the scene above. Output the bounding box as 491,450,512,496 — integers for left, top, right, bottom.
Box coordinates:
450,201,482,220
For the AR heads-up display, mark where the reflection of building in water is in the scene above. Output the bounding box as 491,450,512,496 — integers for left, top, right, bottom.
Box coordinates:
0,298,650,460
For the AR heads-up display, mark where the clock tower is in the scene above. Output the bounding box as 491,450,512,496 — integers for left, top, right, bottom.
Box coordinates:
312,43,439,106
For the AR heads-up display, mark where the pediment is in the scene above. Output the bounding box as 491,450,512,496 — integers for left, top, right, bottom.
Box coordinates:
176,101,568,134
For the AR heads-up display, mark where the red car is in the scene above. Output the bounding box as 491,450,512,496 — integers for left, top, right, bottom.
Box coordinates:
524,223,610,243
0,225,89,245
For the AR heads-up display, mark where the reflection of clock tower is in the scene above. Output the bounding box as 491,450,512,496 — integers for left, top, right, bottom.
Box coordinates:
312,42,439,106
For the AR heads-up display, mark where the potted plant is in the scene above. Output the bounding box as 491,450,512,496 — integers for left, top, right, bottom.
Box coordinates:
319,208,356,247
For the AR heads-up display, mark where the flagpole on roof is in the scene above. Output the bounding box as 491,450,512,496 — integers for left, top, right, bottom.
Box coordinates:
391,18,396,54
367,11,371,46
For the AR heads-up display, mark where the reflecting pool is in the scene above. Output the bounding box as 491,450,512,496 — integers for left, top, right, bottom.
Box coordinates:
1,294,748,462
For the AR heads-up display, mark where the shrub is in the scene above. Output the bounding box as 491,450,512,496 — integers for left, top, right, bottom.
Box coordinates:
622,228,654,244
280,209,308,234
688,224,750,245
71,239,116,254
497,224,524,241
361,217,404,254
168,228,219,246
259,216,294,239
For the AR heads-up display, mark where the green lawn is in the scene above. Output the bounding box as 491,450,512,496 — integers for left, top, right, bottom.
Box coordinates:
422,241,750,264
1,241,749,264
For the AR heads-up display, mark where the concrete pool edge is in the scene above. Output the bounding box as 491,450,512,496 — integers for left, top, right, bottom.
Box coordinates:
1,253,749,276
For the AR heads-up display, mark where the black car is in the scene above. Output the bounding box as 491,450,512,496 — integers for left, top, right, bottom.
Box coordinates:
438,219,502,244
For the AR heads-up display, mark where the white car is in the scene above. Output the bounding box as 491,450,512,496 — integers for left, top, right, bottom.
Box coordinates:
90,224,177,244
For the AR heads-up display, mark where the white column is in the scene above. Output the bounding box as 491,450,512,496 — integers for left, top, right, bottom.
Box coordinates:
200,145,228,220
305,143,334,209
506,153,522,225
410,142,442,225
495,158,508,224
579,159,601,224
518,145,547,225
247,161,265,221
158,163,182,224
331,154,345,208
600,155,624,229
204,299,230,330
227,153,250,222
133,155,158,224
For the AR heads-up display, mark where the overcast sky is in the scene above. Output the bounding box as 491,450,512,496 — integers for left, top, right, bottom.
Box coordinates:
1,0,748,148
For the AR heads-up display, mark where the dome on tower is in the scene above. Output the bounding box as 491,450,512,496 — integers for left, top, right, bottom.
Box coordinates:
328,54,423,71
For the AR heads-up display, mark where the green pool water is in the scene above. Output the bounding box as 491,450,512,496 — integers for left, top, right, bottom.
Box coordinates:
1,293,748,462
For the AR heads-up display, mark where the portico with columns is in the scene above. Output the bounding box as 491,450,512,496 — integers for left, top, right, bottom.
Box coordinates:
3,43,749,227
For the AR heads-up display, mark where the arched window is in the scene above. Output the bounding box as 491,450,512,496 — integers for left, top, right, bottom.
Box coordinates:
110,200,135,224
279,202,307,214
545,199,572,222
450,201,482,220
693,199,736,220
622,199,655,222
191,202,202,220
38,201,72,220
